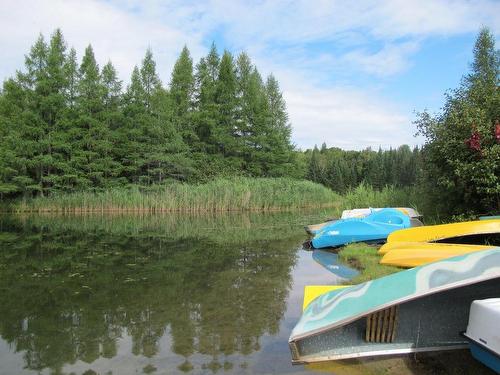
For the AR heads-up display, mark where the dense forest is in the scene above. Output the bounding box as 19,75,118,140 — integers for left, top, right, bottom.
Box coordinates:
0,29,421,200
0,28,498,217
0,29,296,197
305,144,421,193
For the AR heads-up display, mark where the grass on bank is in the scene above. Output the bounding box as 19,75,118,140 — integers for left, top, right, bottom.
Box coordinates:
10,177,342,213
339,243,402,284
6,178,422,214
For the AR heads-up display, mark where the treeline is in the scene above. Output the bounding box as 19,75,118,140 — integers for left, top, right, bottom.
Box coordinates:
304,144,421,193
0,29,295,198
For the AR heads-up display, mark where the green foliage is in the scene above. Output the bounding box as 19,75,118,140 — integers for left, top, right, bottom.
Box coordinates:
341,183,420,210
0,31,296,200
11,177,340,213
338,243,401,284
415,28,499,217
304,145,421,193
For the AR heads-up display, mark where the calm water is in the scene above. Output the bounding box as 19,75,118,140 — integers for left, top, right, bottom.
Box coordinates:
0,212,493,375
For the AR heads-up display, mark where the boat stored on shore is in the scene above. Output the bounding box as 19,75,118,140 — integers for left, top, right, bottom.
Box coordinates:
305,207,421,235
383,219,500,248
311,208,411,249
379,242,495,268
289,249,500,364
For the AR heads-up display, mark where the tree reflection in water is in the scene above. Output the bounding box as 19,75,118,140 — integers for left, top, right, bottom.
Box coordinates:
0,212,307,373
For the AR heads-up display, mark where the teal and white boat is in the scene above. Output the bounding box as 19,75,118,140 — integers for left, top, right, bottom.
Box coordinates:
289,248,500,364
311,208,412,248
304,207,422,235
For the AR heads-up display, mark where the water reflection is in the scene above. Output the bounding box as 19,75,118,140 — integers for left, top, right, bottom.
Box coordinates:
0,212,319,374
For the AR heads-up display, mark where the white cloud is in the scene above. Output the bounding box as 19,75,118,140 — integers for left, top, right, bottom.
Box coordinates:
283,79,420,150
0,0,497,150
343,41,421,77
0,0,206,84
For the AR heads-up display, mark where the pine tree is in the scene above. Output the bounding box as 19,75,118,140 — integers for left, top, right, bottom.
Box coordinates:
263,74,293,176
73,44,112,188
120,66,144,182
214,50,239,157
193,43,220,152
307,146,323,182
170,46,195,145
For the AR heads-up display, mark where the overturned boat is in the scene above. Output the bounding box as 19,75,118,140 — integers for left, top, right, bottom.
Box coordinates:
383,219,500,248
305,207,422,235
289,248,500,364
311,208,411,249
379,242,495,268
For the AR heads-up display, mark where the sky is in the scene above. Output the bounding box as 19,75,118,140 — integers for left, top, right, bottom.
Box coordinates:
1,0,499,150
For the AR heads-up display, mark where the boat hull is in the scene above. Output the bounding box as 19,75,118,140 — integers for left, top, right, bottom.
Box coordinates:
305,207,421,235
379,242,494,268
291,278,499,363
311,208,411,249
386,220,500,244
289,249,500,363
467,339,500,373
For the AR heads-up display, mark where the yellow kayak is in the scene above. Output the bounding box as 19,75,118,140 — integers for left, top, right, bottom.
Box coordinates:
385,219,500,247
379,242,494,268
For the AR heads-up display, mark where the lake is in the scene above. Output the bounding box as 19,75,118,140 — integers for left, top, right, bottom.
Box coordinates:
0,211,493,374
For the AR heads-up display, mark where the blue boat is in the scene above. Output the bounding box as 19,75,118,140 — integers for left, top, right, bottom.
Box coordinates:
311,208,411,249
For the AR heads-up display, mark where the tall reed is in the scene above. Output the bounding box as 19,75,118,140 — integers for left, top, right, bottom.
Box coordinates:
11,178,341,213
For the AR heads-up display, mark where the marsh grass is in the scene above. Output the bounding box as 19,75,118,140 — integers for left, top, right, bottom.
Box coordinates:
7,179,423,215
339,243,402,284
341,183,420,211
10,177,342,213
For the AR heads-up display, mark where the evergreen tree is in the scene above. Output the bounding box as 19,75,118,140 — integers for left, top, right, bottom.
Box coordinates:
307,146,323,182
170,46,195,145
100,61,124,185
263,74,294,176
193,43,219,152
214,50,239,157
73,45,112,188
0,30,298,198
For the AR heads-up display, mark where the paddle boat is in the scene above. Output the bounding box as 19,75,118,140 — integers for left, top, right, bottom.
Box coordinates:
379,242,495,268
288,249,500,364
463,298,500,373
310,208,411,249
305,207,422,235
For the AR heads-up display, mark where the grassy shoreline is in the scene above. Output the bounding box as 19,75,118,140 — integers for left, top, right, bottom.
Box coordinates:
7,177,341,213
339,243,402,284
3,178,421,214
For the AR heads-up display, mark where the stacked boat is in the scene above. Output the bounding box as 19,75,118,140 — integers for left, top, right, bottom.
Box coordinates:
292,212,500,370
379,218,500,267
289,249,500,364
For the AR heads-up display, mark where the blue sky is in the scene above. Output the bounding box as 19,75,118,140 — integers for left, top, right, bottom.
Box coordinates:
1,0,498,150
